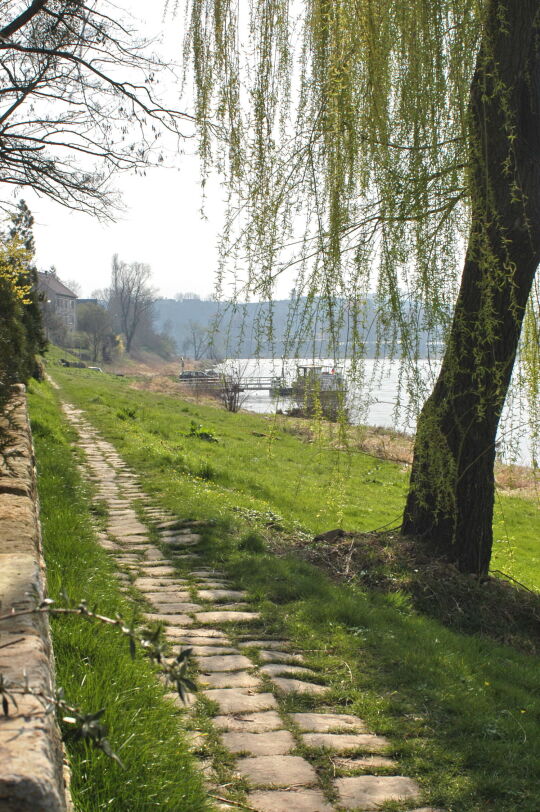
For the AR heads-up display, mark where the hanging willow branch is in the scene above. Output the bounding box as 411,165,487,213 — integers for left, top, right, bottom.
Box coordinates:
179,0,539,463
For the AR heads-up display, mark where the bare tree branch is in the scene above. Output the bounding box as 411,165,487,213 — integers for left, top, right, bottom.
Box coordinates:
0,1,194,216
0,0,48,41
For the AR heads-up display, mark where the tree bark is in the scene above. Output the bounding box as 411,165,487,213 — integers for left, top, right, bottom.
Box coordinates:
402,0,540,575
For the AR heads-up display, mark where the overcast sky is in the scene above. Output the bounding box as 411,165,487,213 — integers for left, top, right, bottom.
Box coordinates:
23,2,224,300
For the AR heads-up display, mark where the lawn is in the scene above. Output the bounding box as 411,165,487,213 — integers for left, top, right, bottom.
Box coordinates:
30,358,540,811
50,360,539,590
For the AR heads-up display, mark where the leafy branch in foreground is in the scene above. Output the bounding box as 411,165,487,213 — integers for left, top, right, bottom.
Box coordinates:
0,597,196,764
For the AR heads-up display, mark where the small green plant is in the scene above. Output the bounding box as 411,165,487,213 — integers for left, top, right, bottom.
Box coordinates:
238,531,266,553
198,460,216,480
188,420,218,442
116,405,137,421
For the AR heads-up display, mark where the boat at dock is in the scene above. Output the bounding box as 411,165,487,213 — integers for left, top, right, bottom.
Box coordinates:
288,364,347,419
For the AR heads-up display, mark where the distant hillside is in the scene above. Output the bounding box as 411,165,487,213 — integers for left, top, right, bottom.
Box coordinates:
153,297,441,359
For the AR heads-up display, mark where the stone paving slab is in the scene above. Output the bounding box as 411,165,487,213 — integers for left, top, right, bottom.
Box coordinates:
195,581,230,588
410,808,446,812
239,640,290,650
162,535,201,547
163,690,197,708
236,755,318,788
115,536,151,545
172,635,231,647
260,664,317,678
292,713,367,733
170,553,200,562
192,569,226,577
195,611,261,624
145,548,165,560
134,578,187,590
332,756,397,771
334,776,421,810
302,733,390,753
184,645,239,656
197,589,248,601
118,547,152,555
222,730,295,756
138,566,177,576
160,529,196,538
173,628,229,639
164,628,197,641
270,677,328,696
150,602,202,613
142,591,192,601
108,522,148,535
247,789,333,811
200,671,262,690
204,689,278,714
154,520,185,529
143,613,194,625
99,539,122,551
197,654,253,672
259,651,304,663
213,711,284,733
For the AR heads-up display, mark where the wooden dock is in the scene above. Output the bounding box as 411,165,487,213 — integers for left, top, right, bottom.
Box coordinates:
178,375,291,393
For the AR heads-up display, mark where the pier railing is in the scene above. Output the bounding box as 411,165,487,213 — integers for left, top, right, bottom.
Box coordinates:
178,375,286,392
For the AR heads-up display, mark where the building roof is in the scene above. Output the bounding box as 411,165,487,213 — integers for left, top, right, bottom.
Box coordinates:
37,272,78,299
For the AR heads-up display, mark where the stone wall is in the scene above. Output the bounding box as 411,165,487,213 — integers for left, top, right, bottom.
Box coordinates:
0,385,68,812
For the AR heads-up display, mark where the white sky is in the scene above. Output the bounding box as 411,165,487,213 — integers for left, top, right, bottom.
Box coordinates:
22,2,224,300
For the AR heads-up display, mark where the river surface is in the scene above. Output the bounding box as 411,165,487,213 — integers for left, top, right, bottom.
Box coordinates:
218,358,536,467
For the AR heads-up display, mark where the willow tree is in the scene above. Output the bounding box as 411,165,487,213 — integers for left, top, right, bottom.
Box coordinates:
182,0,540,575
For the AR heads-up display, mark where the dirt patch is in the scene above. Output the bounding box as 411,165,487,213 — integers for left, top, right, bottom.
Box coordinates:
132,374,222,407
286,529,540,655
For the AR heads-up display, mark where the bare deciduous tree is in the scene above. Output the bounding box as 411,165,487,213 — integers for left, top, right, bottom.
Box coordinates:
182,321,210,360
108,254,154,353
217,363,249,413
0,0,193,216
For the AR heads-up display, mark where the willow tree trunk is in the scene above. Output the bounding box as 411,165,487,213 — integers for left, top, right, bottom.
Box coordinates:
402,0,540,575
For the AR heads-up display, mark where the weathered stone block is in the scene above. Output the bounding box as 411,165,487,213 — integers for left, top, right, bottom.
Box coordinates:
334,775,421,810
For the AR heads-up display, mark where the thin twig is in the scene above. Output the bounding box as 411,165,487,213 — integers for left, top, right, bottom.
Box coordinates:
208,795,257,811
491,570,536,594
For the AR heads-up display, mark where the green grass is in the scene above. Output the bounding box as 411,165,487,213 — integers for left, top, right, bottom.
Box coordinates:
225,553,540,810
492,492,540,588
37,359,540,810
28,379,209,812
50,360,539,589
45,364,412,531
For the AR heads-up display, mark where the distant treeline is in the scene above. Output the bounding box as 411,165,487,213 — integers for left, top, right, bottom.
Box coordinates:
154,296,443,360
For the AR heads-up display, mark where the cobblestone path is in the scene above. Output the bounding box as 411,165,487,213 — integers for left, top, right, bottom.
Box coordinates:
61,399,443,812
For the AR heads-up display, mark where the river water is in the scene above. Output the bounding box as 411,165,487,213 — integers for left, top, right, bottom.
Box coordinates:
220,358,536,467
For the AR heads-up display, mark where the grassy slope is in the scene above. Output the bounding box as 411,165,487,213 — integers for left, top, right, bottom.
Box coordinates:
42,363,540,811
28,379,209,812
52,362,539,589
